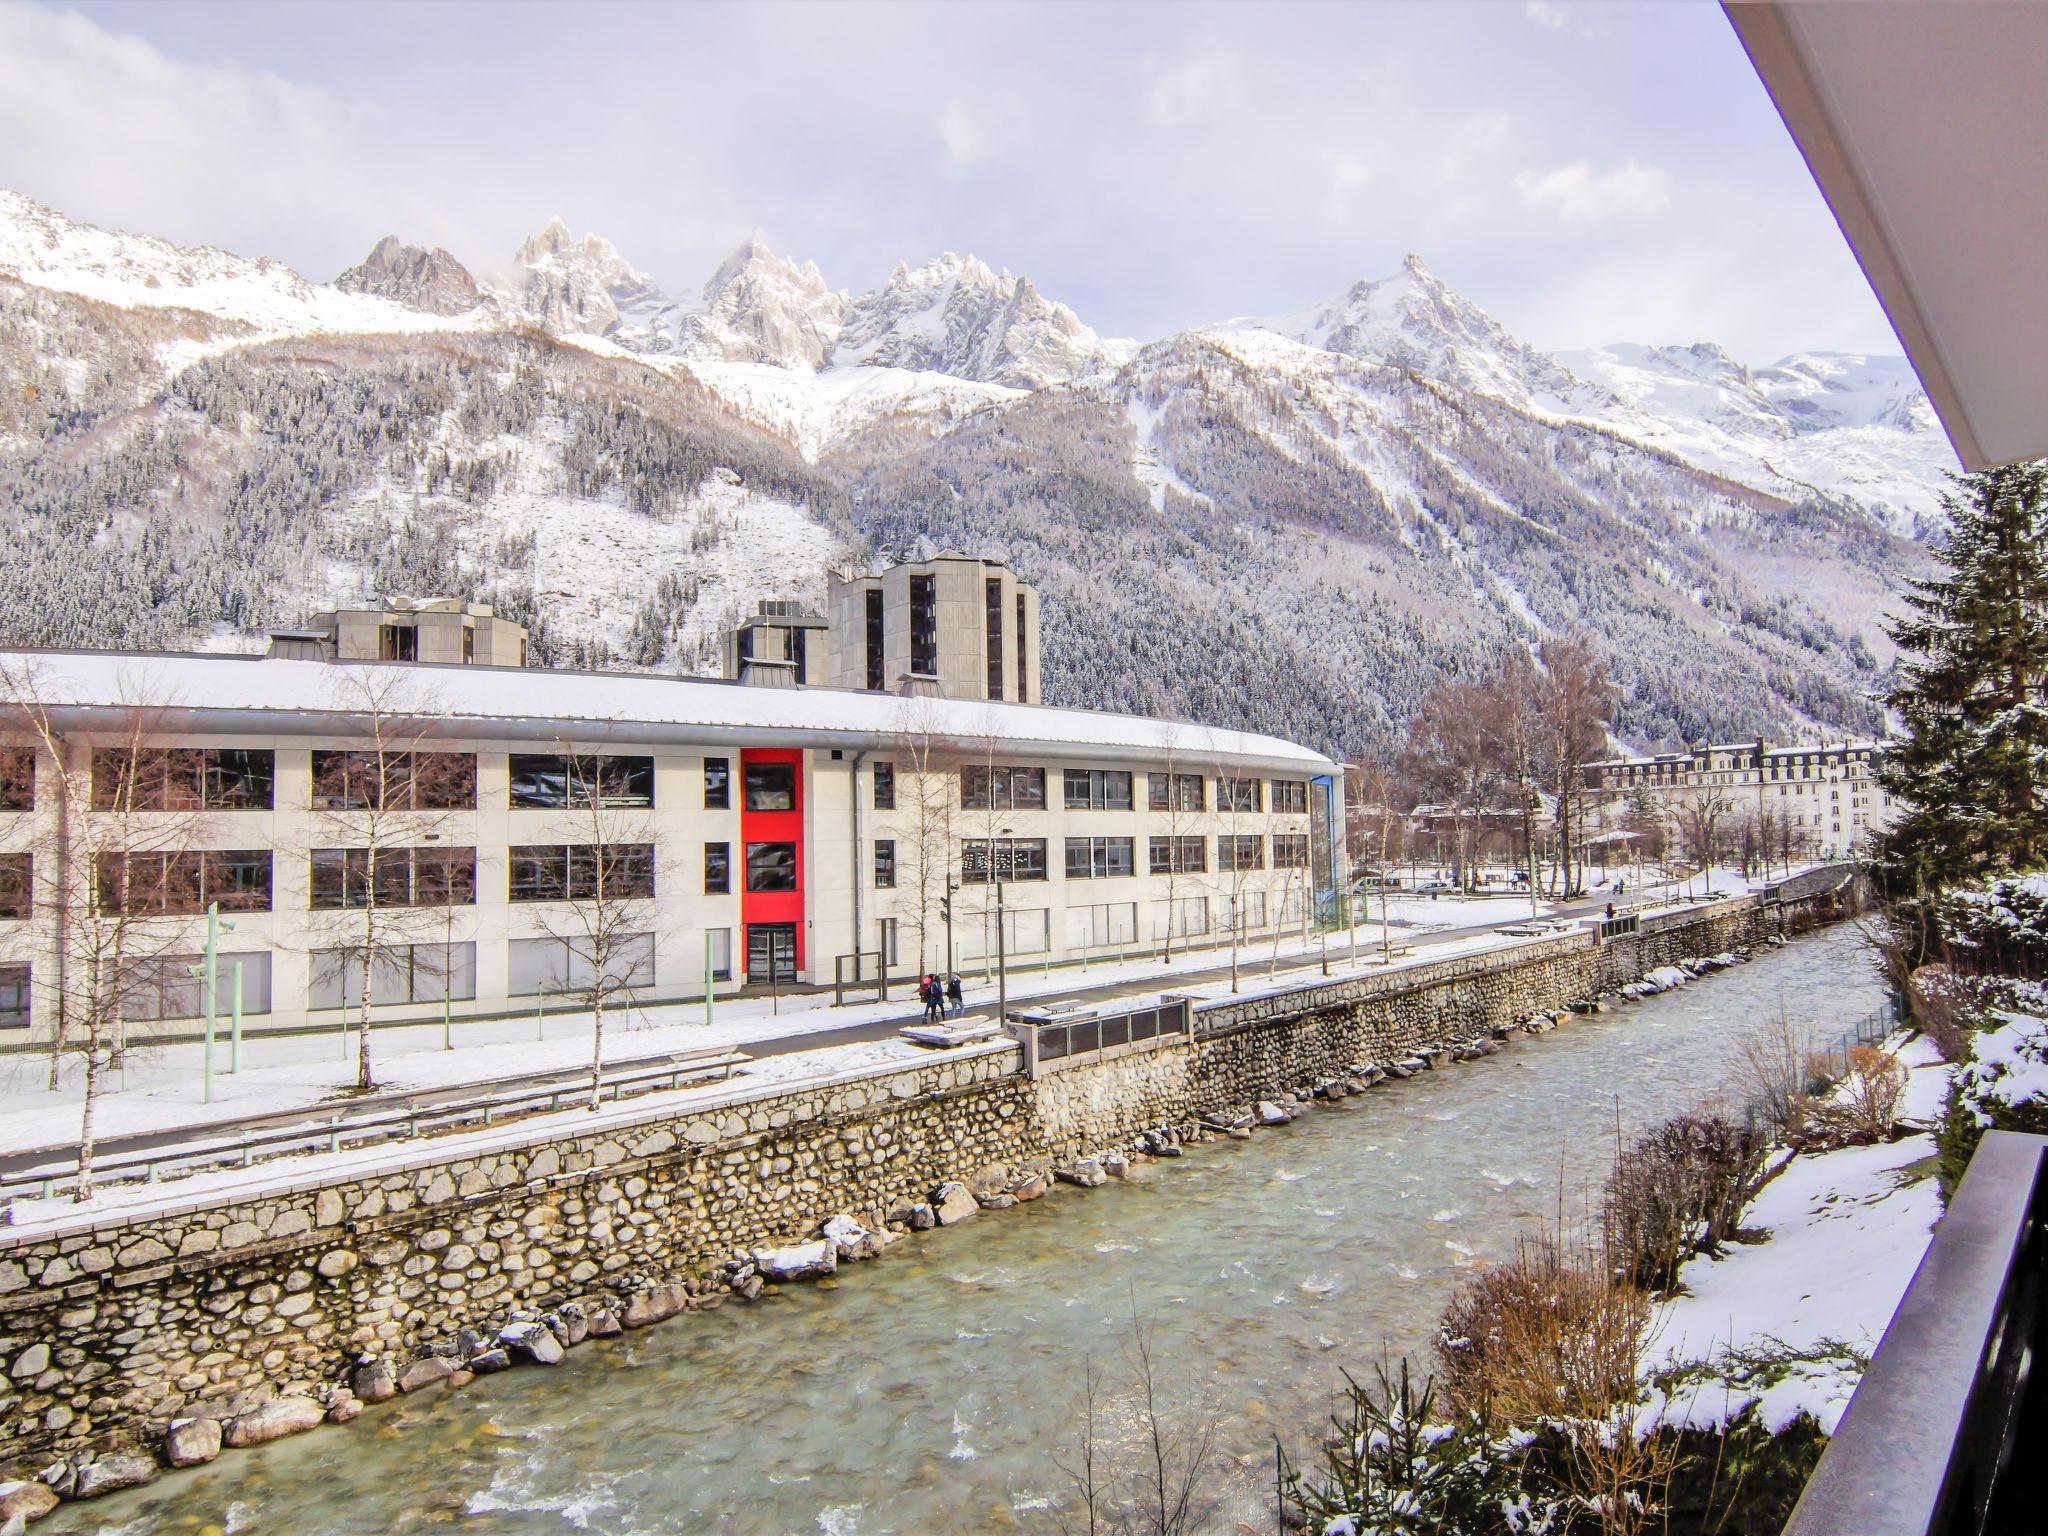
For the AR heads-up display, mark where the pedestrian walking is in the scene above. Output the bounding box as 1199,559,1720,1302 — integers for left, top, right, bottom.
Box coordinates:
925,974,945,1024
1605,901,1616,921
946,974,964,1019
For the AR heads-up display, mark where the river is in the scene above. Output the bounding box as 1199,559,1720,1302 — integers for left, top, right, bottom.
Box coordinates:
60,923,1886,1536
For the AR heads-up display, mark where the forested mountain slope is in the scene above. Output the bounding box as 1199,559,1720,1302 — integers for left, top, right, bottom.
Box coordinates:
0,190,1942,755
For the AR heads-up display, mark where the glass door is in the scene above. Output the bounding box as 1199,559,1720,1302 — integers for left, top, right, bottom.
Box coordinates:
746,923,798,984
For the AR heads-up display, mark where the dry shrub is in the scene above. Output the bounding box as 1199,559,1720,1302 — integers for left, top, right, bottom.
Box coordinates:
1907,963,1975,1063
1734,1011,1820,1134
1436,1239,1678,1536
1603,1112,1768,1292
1793,1045,1907,1148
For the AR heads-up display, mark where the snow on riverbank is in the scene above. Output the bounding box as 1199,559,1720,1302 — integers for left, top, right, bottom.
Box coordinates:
1646,1038,1950,1436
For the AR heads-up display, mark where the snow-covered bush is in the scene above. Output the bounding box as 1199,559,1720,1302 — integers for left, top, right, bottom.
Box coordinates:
1940,991,2048,1191
1935,874,2048,980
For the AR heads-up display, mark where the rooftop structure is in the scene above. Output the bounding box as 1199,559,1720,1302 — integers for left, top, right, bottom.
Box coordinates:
269,599,528,667
823,554,1041,705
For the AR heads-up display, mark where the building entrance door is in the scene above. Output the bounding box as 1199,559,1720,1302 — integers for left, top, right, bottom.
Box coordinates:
747,923,798,984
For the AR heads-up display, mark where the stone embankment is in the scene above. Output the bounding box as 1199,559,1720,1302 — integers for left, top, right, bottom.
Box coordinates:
0,880,1856,1522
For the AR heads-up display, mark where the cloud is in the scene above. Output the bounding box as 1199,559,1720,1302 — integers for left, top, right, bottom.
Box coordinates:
1525,1,1568,30
1322,152,1373,219
1147,47,1242,128
1514,159,1672,221
936,98,987,171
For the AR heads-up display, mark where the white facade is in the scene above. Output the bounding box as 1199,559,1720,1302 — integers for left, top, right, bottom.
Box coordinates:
0,650,1339,1043
1582,738,1893,860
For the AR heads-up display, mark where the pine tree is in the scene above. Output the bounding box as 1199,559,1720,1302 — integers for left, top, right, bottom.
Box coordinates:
1878,461,2048,890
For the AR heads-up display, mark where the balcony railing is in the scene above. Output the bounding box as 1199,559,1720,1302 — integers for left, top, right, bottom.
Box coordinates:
1783,1129,2048,1536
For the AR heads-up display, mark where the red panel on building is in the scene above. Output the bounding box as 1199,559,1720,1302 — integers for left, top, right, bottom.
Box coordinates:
739,748,805,978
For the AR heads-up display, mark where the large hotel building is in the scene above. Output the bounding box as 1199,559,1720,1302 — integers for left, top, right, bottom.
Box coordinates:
1581,737,1894,859
0,557,1341,1042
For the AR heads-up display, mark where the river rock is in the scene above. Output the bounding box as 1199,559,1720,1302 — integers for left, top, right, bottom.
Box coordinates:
1053,1159,1106,1188
931,1183,980,1225
1256,1101,1293,1126
587,1307,622,1337
326,1394,363,1423
352,1359,397,1403
755,1240,839,1280
559,1303,590,1345
964,1164,1011,1201
163,1416,222,1467
907,1203,936,1231
499,1322,564,1365
1102,1153,1132,1178
732,1273,764,1301
0,1482,58,1524
821,1214,873,1258
1010,1173,1050,1202
468,1347,512,1374
622,1283,687,1327
225,1396,325,1447
396,1356,456,1393
72,1454,157,1499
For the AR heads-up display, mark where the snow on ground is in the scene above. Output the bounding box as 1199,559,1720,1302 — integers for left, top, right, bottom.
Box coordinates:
1647,1046,1951,1436
0,917,1534,1158
1373,893,1550,931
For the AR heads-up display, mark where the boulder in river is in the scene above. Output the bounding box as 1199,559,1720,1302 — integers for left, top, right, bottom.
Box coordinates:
1257,1101,1293,1126
71,1454,158,1499
931,1183,980,1224
622,1284,687,1328
1053,1159,1106,1188
164,1416,222,1467
498,1322,565,1365
224,1397,325,1447
0,1482,58,1525
755,1240,839,1280
821,1214,874,1258
352,1358,397,1403
396,1356,456,1393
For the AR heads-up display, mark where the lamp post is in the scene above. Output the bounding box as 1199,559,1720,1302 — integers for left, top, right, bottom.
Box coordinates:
993,828,1011,1027
943,879,958,978
188,901,233,1104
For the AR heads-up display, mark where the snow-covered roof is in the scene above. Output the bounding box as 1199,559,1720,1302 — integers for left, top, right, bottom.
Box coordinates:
1588,738,1884,769
0,650,1336,775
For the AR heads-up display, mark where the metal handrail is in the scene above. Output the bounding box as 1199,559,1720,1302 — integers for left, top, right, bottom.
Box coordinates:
0,1048,748,1205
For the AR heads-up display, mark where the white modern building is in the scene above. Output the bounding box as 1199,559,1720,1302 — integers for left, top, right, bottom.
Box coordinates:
0,644,1340,1044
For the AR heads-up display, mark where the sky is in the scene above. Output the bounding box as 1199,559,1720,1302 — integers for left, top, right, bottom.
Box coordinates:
0,0,1900,362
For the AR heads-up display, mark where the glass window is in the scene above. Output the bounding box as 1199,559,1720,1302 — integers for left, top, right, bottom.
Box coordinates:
961,764,1046,811
865,588,885,691
875,839,896,888
0,853,29,920
873,761,896,811
704,757,731,809
414,753,477,809
1218,776,1263,813
506,937,570,998
203,850,273,911
1148,836,1206,875
909,574,938,676
92,748,202,810
415,846,477,904
593,756,654,808
960,838,1048,883
744,761,797,811
1271,780,1309,815
0,749,31,812
705,842,731,894
205,749,275,810
1272,833,1310,869
1064,836,1134,879
1217,835,1265,873
0,963,26,1030
985,577,1005,701
745,841,798,892
509,845,568,902
1063,769,1133,812
1146,772,1204,812
707,927,733,981
124,951,271,1021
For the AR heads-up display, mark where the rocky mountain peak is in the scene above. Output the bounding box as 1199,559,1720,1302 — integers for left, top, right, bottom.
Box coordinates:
500,218,665,339
674,234,844,370
332,236,480,316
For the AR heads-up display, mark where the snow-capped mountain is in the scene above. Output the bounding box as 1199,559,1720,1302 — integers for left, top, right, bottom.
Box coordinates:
833,252,1134,387
0,186,1952,753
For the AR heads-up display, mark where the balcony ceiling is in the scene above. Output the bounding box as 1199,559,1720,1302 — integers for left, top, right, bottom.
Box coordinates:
1727,1,2048,469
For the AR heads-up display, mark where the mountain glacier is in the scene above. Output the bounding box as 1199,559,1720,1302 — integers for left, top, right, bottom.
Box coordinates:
0,189,1951,753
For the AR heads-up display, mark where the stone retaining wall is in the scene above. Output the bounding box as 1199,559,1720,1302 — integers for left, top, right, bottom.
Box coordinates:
0,885,1849,1485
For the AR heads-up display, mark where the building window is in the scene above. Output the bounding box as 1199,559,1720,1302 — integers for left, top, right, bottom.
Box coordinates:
961,764,1046,810
96,850,272,914
1063,768,1133,811
744,760,797,812
704,757,731,809
1217,835,1265,873
0,963,25,1030
873,761,896,810
707,927,733,981
865,588,885,690
1270,780,1309,815
310,847,476,909
311,943,473,1010
94,748,277,811
0,853,28,920
1147,772,1204,813
960,837,1048,883
1017,592,1028,700
1272,833,1310,869
0,748,31,811
1066,902,1137,949
1148,836,1206,875
986,577,1005,701
745,841,799,892
508,754,653,809
123,951,274,1021
909,574,938,677
875,838,897,888
1218,776,1263,813
1065,836,1135,879
791,627,809,686
1164,895,1209,938
462,625,475,665
705,842,731,894
509,844,655,901
378,624,418,662
311,750,474,810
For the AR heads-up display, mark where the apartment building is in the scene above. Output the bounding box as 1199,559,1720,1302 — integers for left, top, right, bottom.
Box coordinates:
821,554,1041,704
0,647,1338,1043
1581,738,1893,859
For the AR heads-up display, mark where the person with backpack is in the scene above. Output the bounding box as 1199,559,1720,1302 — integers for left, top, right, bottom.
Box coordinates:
946,974,964,1019
920,974,942,1024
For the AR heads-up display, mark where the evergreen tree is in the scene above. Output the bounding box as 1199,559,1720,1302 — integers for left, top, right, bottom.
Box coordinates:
1878,461,2048,890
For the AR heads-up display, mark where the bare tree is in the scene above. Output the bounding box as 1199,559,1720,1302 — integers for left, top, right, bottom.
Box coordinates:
888,696,959,975
1147,726,1204,963
1207,735,1260,992
308,668,468,1092
523,745,660,1111
1398,679,1498,891
0,659,209,1198
1474,654,1547,915
1536,638,1616,898
1675,785,1736,896
1347,755,1411,962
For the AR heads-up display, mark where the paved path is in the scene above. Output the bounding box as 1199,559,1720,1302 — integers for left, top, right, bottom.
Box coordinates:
1,898,1613,1181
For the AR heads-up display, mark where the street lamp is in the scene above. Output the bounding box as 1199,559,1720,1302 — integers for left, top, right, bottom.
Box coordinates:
993,827,1011,1027
186,901,235,1103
